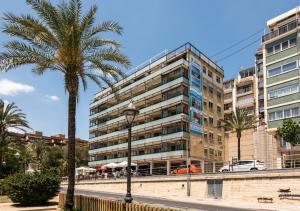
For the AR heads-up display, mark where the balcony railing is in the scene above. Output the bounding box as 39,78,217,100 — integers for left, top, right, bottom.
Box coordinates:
262,20,298,42
236,98,254,107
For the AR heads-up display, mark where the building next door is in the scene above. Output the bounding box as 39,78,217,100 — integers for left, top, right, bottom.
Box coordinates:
207,179,223,198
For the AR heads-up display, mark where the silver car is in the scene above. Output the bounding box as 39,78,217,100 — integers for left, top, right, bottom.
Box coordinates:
219,160,266,172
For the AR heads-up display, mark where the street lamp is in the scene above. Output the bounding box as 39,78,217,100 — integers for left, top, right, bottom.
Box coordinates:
123,101,139,203
15,152,20,159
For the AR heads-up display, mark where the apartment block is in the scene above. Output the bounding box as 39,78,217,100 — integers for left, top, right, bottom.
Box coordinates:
261,7,300,164
88,43,224,175
9,130,88,147
223,67,259,121
222,66,278,168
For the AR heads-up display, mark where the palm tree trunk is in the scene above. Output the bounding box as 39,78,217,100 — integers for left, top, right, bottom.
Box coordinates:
237,130,241,161
65,91,77,210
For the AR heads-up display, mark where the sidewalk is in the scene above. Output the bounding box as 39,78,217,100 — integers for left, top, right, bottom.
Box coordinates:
74,184,300,211
0,197,59,211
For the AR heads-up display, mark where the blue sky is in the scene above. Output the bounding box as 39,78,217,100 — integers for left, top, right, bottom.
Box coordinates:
0,0,298,139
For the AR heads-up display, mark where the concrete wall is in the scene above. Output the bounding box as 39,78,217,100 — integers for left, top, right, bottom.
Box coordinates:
72,170,300,206
224,126,279,168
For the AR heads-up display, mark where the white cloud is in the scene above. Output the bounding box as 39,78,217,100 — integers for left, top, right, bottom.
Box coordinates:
8,127,26,134
0,79,34,96
46,95,60,102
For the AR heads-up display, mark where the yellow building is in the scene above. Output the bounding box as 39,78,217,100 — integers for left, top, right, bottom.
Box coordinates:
88,43,224,174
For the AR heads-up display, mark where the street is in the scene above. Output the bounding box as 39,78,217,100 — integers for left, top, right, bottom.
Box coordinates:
61,188,265,211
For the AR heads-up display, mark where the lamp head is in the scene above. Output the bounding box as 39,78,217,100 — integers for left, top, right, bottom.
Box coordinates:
123,101,139,126
15,152,20,159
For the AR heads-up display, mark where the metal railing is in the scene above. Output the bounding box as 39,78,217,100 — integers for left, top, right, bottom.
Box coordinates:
262,20,298,42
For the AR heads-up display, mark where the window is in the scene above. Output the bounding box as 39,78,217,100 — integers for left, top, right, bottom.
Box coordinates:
282,40,289,50
268,84,299,99
203,85,207,92
209,132,214,142
209,117,214,126
209,87,213,94
269,107,299,121
216,76,221,83
203,117,207,125
203,101,207,108
203,66,207,74
208,70,213,78
282,61,297,72
267,47,273,54
217,106,222,113
267,37,297,55
204,149,208,156
217,91,222,101
224,103,232,110
224,93,232,100
290,37,296,46
218,135,222,144
274,44,281,53
268,61,297,77
209,102,213,110
292,107,299,116
268,67,282,77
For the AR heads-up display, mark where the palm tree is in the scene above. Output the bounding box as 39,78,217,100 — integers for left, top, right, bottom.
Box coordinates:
221,108,257,161
0,100,30,173
0,0,130,209
32,139,48,162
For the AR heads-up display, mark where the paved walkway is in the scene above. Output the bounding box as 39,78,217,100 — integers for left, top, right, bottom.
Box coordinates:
64,185,300,211
0,197,58,211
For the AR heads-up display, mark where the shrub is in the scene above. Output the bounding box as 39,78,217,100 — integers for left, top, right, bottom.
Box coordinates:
4,168,61,205
0,179,6,195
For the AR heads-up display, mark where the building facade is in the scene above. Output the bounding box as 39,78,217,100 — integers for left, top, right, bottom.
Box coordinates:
222,66,278,168
261,7,300,166
88,43,224,174
223,67,260,121
11,130,88,147
262,7,300,130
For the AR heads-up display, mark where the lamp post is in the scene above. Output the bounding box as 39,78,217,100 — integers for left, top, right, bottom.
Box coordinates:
14,152,24,172
123,101,139,203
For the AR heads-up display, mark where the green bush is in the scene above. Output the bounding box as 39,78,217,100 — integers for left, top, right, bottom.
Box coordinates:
4,168,61,205
0,179,6,195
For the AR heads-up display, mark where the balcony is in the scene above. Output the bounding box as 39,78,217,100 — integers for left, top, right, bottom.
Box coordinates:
236,98,254,107
89,113,188,142
259,107,264,113
90,77,188,120
262,20,298,42
89,150,187,166
258,94,264,100
89,132,188,155
89,95,188,131
236,87,253,96
90,59,188,109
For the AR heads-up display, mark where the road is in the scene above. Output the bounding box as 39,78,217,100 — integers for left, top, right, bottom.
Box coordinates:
61,188,268,211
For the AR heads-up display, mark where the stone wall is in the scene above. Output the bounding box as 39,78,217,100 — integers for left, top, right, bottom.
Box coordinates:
72,170,300,205
224,126,279,168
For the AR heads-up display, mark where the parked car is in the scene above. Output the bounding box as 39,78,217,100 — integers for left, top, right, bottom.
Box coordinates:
219,160,266,172
172,165,202,174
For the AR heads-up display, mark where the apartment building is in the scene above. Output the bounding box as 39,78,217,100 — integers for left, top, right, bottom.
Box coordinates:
262,7,300,130
223,67,258,120
88,43,224,175
10,130,88,147
255,48,265,123
261,7,300,165
223,67,278,168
